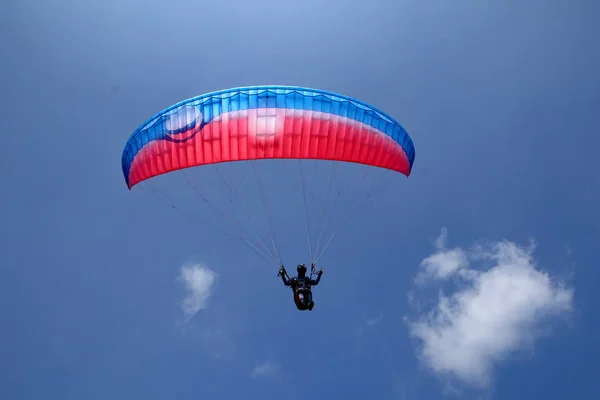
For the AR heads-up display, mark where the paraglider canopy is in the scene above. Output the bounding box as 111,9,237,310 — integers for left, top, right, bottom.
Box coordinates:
122,86,415,189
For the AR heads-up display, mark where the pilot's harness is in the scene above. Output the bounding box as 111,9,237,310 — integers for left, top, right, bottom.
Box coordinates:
277,263,318,293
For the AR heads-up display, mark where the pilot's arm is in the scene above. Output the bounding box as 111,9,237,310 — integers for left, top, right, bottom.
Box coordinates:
279,268,291,286
310,270,323,286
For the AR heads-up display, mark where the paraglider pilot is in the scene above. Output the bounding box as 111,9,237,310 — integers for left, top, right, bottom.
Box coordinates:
279,263,323,311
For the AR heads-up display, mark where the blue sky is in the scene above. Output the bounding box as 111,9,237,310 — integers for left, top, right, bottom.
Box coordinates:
1,0,599,399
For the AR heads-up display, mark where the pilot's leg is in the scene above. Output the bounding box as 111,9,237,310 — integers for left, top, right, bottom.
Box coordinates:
307,292,314,311
295,292,308,310
294,292,305,310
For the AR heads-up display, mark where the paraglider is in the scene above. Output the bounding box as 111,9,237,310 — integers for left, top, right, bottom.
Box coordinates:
279,264,323,311
121,85,415,310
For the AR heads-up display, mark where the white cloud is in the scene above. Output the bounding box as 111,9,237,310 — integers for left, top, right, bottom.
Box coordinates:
416,247,470,284
406,228,574,387
179,264,217,321
251,361,280,378
415,227,473,284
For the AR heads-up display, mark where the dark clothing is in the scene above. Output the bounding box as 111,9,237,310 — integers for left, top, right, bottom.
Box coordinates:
280,275,321,290
294,290,313,311
280,270,322,311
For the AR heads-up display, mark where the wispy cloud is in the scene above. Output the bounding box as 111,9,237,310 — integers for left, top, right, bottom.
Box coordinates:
366,311,384,327
251,361,280,378
179,264,217,322
406,228,574,388
357,311,384,334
